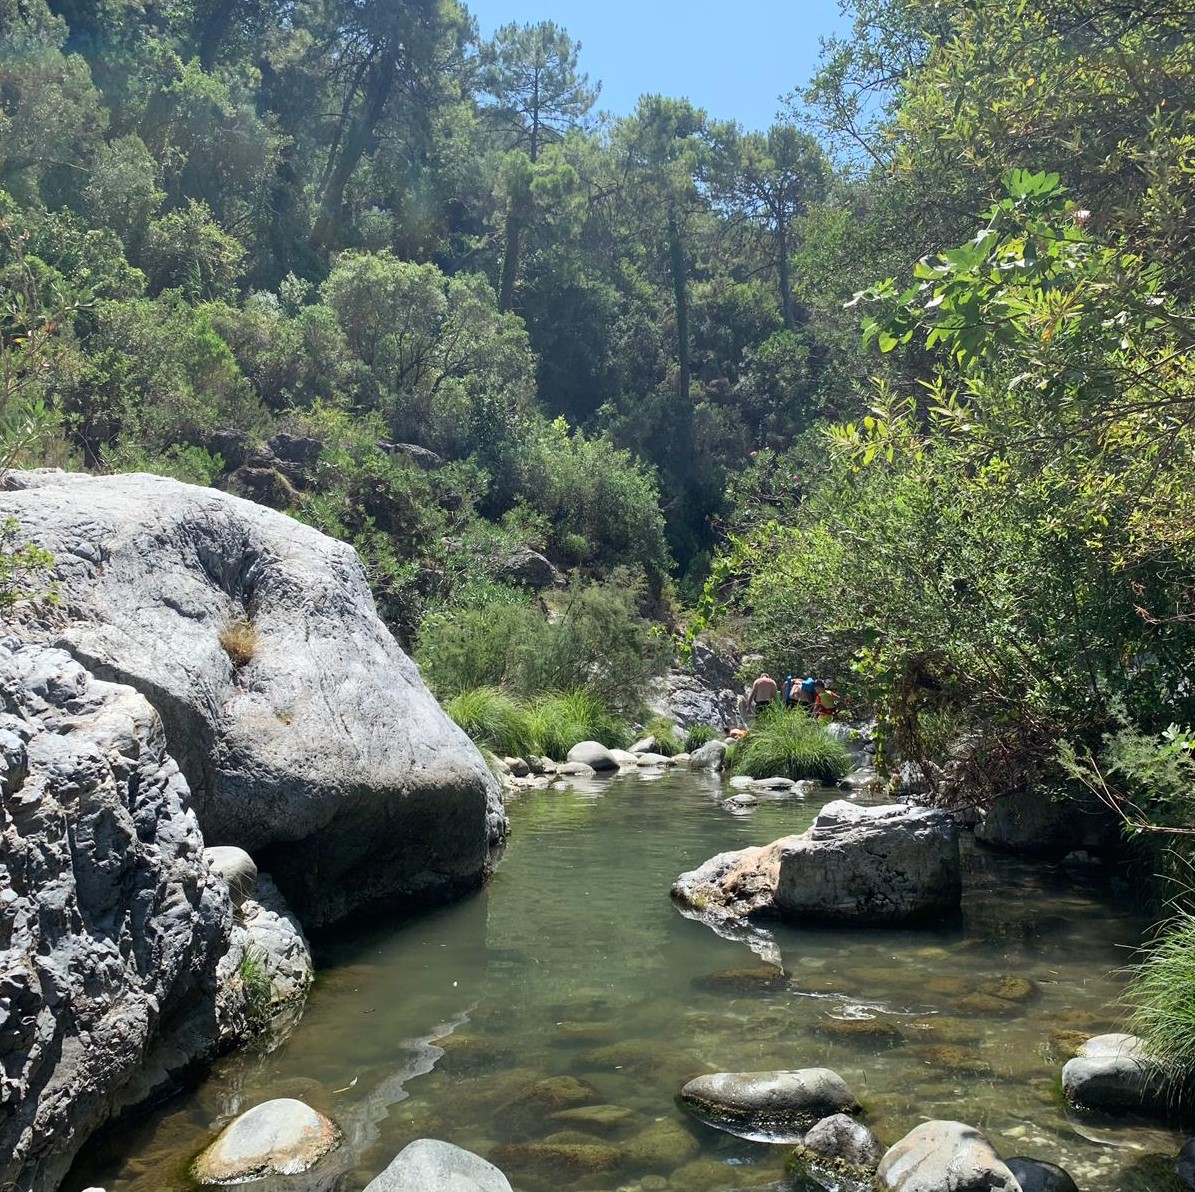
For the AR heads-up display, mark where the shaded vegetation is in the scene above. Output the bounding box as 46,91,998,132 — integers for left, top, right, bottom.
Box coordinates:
726,707,852,783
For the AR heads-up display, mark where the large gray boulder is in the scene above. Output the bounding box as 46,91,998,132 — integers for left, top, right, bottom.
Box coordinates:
0,471,504,928
672,801,960,927
688,738,728,771
647,641,747,731
566,741,619,771
1061,1032,1171,1115
1006,1157,1079,1192
876,1121,1021,1192
364,1138,513,1191
976,789,1120,856
0,639,231,1192
678,1069,860,1142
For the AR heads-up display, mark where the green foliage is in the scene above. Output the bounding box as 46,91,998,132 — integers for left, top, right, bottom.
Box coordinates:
683,724,720,753
526,689,628,760
444,687,536,759
1125,906,1195,1087
726,706,853,782
0,517,56,612
102,442,225,485
417,573,671,715
236,944,275,1031
644,716,682,757
144,199,245,301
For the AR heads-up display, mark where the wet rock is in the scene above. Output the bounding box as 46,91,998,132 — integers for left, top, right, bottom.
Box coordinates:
692,964,787,994
556,761,596,777
678,1069,860,1141
630,735,656,753
499,1075,599,1133
527,756,557,774
689,739,728,770
802,1113,884,1168
816,1017,905,1045
608,748,640,766
1047,1028,1090,1060
976,789,1120,857
623,1117,701,1169
955,992,1027,1018
908,1045,994,1077
724,792,758,809
193,1099,341,1183
1006,1156,1080,1192
978,975,1038,1003
432,1032,516,1075
549,1104,639,1134
635,752,673,766
0,470,504,930
1062,1032,1171,1114
503,756,530,777
567,742,619,771
363,1138,512,1191
488,1141,623,1182
876,1120,1020,1192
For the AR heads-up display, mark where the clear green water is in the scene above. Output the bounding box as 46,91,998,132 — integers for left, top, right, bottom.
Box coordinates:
68,771,1180,1191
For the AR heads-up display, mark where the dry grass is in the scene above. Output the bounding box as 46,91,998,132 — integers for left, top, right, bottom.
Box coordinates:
219,618,259,668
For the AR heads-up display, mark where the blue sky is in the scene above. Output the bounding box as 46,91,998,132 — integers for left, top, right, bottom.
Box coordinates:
465,0,851,132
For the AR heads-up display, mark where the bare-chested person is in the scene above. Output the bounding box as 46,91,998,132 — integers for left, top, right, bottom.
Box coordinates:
748,672,778,713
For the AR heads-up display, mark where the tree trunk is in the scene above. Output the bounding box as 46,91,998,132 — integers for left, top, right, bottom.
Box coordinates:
310,48,397,252
499,211,521,312
777,220,797,331
668,209,690,406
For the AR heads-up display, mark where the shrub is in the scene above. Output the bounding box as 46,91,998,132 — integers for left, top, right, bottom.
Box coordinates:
645,715,683,757
684,724,721,753
727,707,852,782
444,687,535,758
528,689,628,761
220,618,258,667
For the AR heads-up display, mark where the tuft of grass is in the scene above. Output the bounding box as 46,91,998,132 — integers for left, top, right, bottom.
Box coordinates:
445,687,535,758
237,943,275,1030
1125,906,1195,1087
220,617,259,668
527,689,629,761
645,715,683,757
726,706,853,783
684,724,721,753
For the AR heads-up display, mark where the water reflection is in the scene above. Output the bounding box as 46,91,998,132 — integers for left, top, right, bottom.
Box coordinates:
67,771,1177,1192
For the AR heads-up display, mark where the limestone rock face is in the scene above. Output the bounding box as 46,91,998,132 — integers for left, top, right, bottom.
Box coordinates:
1061,1032,1170,1115
876,1121,1021,1192
678,1069,860,1142
193,1098,341,1184
0,638,231,1192
364,1138,514,1191
0,470,504,928
673,801,960,927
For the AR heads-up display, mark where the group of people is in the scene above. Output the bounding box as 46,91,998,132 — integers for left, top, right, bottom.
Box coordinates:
746,672,840,720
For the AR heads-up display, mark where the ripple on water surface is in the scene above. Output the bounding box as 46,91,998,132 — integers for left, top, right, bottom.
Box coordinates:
66,771,1178,1192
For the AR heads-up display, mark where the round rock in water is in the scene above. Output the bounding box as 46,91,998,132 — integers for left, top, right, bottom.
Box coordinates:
363,1139,513,1191
876,1120,1020,1192
803,1113,883,1169
678,1069,860,1141
688,739,727,771
566,741,619,771
1006,1156,1080,1192
194,1099,341,1184
1061,1032,1170,1114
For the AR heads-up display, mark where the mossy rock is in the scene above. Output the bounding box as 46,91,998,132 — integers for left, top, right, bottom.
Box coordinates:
488,1140,624,1181
692,965,788,993
786,1151,878,1192
548,1104,640,1135
1116,1153,1190,1192
919,975,977,999
1048,1028,1091,1060
815,1017,906,1045
553,1021,614,1046
905,1017,983,1045
955,992,1027,1017
432,1032,516,1074
576,1040,679,1074
978,975,1039,1003
791,975,846,996
910,1044,995,1076
622,1117,702,1170
670,1157,786,1190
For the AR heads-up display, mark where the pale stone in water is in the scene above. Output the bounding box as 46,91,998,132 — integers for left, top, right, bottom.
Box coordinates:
876,1120,1020,1192
363,1138,513,1191
193,1098,341,1183
566,742,619,771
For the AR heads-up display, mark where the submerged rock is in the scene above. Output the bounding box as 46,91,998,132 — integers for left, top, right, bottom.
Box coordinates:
673,801,960,927
0,469,504,929
678,1069,861,1141
363,1138,513,1191
876,1120,1020,1192
1062,1032,1172,1115
0,640,230,1192
488,1140,623,1181
193,1098,341,1184
1006,1156,1080,1192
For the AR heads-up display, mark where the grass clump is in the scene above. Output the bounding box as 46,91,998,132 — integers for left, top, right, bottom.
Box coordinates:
645,715,683,757
1125,906,1195,1087
528,689,628,760
237,944,275,1031
684,724,720,753
445,687,535,758
219,617,259,667
726,706,852,782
